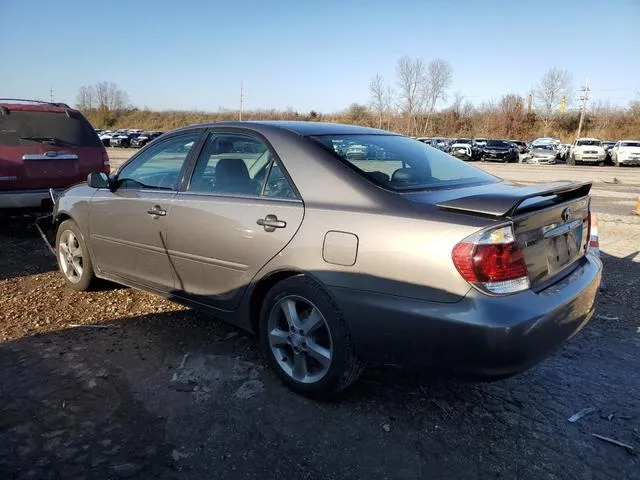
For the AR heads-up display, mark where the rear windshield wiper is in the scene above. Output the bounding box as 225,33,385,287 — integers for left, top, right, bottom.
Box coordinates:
20,136,80,147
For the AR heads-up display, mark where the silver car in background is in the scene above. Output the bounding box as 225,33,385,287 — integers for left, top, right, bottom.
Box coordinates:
527,144,557,164
38,122,601,395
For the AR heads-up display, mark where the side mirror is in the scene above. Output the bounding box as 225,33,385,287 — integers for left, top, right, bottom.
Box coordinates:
87,171,110,189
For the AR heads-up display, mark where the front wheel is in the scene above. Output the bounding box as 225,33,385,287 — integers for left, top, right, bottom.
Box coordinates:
259,275,363,396
56,219,95,291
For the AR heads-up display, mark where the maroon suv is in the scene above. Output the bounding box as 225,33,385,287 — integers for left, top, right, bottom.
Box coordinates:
0,99,109,211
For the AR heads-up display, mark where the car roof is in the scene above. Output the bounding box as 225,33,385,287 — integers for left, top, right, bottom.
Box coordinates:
576,137,600,141
172,121,399,137
0,99,76,114
620,139,640,142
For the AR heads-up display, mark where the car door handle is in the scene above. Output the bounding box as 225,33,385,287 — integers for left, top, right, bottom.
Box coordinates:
257,214,286,232
147,205,167,217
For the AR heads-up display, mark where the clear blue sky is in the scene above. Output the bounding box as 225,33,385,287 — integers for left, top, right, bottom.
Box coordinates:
1,0,638,112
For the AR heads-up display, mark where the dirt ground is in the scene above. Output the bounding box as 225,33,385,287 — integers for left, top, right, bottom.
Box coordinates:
1,194,639,478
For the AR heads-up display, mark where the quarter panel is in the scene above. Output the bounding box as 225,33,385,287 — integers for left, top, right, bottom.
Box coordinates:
258,202,481,303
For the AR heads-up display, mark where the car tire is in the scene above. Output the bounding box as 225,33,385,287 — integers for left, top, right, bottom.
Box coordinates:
259,275,364,396
56,219,95,292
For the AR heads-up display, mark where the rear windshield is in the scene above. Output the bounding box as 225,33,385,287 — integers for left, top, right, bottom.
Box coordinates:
576,140,601,146
620,141,640,147
454,138,472,144
0,109,101,147
311,134,498,191
486,140,510,147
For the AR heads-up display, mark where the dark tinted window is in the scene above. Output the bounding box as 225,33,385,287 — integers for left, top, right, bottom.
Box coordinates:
263,161,297,199
0,109,101,147
312,134,497,191
620,141,640,147
486,140,510,148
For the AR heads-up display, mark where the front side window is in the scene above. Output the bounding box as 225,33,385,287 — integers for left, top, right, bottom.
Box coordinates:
116,132,200,190
311,134,497,191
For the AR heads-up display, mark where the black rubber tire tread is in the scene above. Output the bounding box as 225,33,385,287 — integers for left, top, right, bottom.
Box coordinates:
259,274,364,397
55,219,96,292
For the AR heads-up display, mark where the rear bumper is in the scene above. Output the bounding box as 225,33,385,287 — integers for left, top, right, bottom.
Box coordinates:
619,158,640,165
0,189,62,210
330,254,601,376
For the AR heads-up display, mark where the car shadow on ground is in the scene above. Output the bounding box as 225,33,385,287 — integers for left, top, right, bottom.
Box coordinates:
1,216,639,478
1,301,638,479
0,216,56,281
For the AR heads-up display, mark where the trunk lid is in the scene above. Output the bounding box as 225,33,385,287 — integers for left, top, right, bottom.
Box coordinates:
407,180,592,288
0,145,102,190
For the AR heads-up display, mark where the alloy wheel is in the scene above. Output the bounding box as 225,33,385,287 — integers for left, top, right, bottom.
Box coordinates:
267,295,333,384
58,230,84,283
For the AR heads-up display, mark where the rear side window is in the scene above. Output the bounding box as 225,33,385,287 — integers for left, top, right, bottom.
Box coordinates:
311,134,497,191
0,109,101,147
187,133,272,196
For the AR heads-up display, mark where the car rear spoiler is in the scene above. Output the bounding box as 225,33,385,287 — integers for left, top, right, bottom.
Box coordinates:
437,181,592,217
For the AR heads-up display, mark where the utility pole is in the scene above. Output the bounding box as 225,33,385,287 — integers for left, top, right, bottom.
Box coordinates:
50,88,53,102
527,94,532,115
239,82,244,121
575,79,590,139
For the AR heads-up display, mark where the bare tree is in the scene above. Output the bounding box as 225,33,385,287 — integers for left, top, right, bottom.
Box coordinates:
421,59,453,134
450,91,465,116
345,103,369,124
384,86,395,129
499,94,525,137
396,56,426,134
75,86,95,110
534,68,573,134
369,74,386,128
76,82,129,112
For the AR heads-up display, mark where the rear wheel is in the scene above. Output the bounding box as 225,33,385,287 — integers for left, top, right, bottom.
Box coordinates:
56,219,95,291
259,275,363,396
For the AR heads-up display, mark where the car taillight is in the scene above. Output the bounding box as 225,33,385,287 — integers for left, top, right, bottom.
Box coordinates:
101,147,110,174
452,225,529,295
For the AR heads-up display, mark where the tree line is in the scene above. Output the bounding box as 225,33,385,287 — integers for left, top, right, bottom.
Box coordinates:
75,64,639,142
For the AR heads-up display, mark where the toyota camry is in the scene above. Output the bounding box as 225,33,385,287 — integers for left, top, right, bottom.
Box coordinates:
37,122,602,395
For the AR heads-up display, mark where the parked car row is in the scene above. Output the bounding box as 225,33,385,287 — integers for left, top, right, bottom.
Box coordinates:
417,137,521,163
96,129,164,148
413,135,640,167
532,137,639,167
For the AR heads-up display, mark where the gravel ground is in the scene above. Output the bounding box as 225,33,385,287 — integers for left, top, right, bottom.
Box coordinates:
1,209,639,478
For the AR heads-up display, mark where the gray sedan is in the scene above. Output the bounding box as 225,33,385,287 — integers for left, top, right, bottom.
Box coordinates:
39,122,601,395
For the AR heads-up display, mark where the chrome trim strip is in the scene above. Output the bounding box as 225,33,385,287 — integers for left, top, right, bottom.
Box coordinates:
176,191,302,203
22,153,79,160
542,219,583,239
